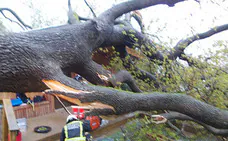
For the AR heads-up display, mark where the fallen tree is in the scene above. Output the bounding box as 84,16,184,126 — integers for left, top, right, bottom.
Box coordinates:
0,0,228,137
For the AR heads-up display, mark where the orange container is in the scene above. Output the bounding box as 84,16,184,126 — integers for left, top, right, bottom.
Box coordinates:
71,106,85,119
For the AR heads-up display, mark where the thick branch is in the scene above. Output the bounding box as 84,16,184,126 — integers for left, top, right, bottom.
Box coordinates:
104,23,228,64
99,0,186,23
110,70,142,92
77,60,141,92
100,25,164,61
45,89,228,129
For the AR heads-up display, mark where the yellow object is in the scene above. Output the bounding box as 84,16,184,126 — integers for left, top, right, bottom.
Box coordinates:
27,101,35,111
73,12,80,21
64,121,86,141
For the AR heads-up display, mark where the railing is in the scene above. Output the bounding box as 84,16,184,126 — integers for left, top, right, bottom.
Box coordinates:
1,99,20,141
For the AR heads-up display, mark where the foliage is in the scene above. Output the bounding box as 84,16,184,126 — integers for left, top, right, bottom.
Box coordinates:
104,33,228,140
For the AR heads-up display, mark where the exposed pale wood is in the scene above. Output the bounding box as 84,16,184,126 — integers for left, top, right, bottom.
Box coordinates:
42,80,115,111
0,93,16,99
3,99,19,131
2,107,8,141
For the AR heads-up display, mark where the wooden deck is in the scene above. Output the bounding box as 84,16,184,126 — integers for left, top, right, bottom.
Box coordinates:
1,105,134,141
21,108,69,141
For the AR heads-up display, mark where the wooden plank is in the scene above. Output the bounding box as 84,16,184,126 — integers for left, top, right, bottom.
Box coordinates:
45,94,55,113
2,107,9,141
3,99,19,131
0,92,16,100
9,131,17,141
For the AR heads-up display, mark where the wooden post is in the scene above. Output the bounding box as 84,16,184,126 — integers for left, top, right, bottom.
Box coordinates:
2,108,9,141
2,99,20,141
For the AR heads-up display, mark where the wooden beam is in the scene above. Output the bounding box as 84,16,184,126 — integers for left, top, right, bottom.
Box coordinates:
3,99,19,131
2,107,9,141
2,99,20,141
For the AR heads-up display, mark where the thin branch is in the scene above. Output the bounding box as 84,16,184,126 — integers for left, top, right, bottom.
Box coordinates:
166,120,186,137
0,11,25,30
67,0,94,24
0,8,32,30
169,24,228,60
131,11,145,33
121,54,160,88
161,112,228,136
68,0,79,24
84,0,96,17
78,16,91,21
107,23,228,64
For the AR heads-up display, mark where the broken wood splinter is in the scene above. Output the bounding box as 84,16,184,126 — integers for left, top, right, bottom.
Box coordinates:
42,79,115,111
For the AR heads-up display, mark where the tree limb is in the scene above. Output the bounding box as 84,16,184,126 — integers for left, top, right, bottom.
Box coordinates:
68,0,80,24
44,89,228,130
121,55,160,88
76,60,142,92
98,0,188,23
92,111,228,137
68,0,92,24
84,0,96,17
131,11,145,33
169,24,228,60
0,8,32,30
161,112,228,136
103,22,228,65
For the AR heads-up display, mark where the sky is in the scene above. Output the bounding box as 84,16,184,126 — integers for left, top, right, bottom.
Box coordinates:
1,0,228,56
